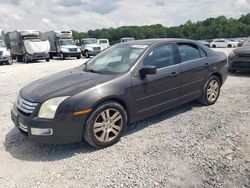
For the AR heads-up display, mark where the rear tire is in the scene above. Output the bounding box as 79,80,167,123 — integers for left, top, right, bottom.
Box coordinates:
85,51,90,58
16,55,22,62
46,58,50,62
83,101,127,148
212,45,216,48
77,55,81,59
198,75,221,106
227,44,232,48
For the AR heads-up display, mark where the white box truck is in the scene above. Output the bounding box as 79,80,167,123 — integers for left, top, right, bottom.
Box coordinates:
9,30,50,63
80,38,101,58
41,31,81,60
0,30,12,65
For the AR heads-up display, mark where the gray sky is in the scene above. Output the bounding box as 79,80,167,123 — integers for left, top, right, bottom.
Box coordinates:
0,0,249,32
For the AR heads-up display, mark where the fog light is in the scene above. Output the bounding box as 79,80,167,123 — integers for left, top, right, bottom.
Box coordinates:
31,128,53,136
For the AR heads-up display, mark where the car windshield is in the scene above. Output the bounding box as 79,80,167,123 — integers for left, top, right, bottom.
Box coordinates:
60,39,74,46
0,41,5,47
242,37,250,46
83,39,98,45
84,43,148,74
99,40,107,44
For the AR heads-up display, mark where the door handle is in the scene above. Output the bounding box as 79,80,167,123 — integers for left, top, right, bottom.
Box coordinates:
204,62,209,67
170,72,178,77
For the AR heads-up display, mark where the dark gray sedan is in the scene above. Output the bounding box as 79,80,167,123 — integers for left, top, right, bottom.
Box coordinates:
11,39,228,148
228,36,250,73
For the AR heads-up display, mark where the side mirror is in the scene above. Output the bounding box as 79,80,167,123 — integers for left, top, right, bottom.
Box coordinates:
139,65,157,76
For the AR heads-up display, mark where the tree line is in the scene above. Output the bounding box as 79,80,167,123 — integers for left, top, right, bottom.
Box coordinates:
73,13,250,44
3,13,250,48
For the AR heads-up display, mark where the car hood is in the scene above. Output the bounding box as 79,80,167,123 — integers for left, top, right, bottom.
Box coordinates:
20,66,117,103
233,46,250,54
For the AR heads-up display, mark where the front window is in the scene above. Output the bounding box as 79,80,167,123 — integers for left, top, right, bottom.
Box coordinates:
84,44,148,74
143,44,174,69
82,39,98,45
60,39,75,46
0,41,5,47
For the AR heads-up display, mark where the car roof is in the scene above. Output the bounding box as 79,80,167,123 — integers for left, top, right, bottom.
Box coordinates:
123,38,199,45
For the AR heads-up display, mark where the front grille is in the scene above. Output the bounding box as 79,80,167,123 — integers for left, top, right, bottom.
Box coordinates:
69,48,77,52
16,95,38,115
93,47,101,51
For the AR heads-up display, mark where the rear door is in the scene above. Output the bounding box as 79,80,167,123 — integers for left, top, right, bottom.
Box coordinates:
177,43,209,104
131,43,181,119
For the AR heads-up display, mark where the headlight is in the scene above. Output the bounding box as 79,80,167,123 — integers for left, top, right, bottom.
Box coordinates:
86,47,94,51
77,48,81,52
38,96,69,119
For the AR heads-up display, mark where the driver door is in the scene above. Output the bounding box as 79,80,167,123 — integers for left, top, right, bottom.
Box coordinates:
131,43,181,120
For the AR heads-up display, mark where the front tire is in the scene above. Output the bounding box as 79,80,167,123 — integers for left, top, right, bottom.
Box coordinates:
6,59,13,65
83,101,127,148
24,55,31,63
198,76,221,106
60,53,65,60
227,44,232,48
212,45,216,48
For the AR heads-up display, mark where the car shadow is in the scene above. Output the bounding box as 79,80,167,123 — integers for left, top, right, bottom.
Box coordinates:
4,101,201,162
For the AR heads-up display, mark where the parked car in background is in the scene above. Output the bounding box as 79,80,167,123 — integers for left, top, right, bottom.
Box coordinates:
11,39,228,148
210,39,238,48
41,31,81,60
9,30,50,63
0,40,12,65
198,40,211,47
80,38,101,58
98,39,110,50
121,37,135,43
228,36,250,73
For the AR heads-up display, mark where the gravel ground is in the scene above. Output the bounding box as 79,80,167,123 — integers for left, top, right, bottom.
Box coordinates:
0,49,249,188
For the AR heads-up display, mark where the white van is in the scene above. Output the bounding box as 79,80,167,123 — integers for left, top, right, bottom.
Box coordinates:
98,39,110,50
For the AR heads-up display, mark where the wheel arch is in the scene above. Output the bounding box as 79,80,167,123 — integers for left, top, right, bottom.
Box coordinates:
91,97,132,123
209,72,222,85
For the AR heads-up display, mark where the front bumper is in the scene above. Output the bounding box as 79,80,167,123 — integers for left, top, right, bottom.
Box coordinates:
31,53,49,60
0,56,11,63
11,105,86,144
88,51,100,56
63,52,81,57
229,55,250,71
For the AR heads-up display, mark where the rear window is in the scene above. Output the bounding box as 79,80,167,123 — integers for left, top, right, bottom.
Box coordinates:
178,43,206,62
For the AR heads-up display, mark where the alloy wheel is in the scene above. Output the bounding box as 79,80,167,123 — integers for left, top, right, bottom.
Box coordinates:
207,80,219,103
93,108,123,143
